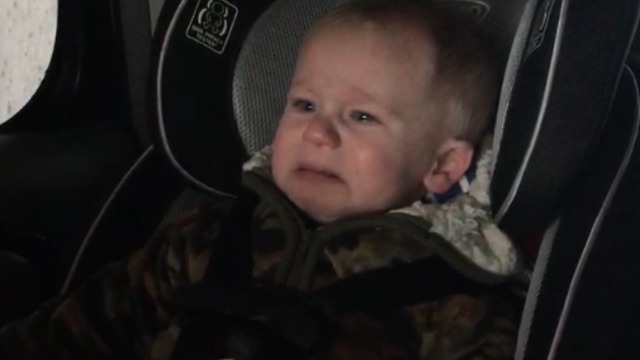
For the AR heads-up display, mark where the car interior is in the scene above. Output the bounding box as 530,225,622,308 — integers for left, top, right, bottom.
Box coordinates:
1,0,640,358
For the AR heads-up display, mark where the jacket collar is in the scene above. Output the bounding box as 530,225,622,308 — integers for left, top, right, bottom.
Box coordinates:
242,137,521,278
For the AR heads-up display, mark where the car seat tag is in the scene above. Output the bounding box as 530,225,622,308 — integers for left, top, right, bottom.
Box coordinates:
186,0,239,55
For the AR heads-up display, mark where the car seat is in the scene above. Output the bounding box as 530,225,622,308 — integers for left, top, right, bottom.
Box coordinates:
45,0,640,357
0,0,154,315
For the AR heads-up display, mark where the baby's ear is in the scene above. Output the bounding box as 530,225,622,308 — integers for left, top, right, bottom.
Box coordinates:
423,139,474,194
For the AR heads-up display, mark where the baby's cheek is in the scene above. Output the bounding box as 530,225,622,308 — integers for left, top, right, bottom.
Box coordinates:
271,130,293,168
356,158,405,205
270,145,289,189
378,155,427,205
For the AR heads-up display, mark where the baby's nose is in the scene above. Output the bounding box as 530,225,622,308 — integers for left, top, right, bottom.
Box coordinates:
302,115,340,148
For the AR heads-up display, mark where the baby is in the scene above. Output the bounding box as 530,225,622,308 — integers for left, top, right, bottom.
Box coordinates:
0,1,519,359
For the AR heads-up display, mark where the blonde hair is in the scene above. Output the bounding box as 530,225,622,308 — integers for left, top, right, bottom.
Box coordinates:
311,0,499,145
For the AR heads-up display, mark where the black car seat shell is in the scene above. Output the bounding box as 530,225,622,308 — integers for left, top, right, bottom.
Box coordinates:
62,0,542,290
515,64,640,360
492,0,640,244
56,0,640,358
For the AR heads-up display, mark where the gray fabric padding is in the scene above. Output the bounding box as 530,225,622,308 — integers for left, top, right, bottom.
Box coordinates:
232,0,347,153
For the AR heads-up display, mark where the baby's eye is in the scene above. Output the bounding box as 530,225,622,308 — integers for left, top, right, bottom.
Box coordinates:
291,99,316,113
350,111,378,123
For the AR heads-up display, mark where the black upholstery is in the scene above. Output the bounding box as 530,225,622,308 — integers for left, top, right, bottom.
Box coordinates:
492,0,640,244
0,251,36,325
599,119,640,359
0,125,138,295
514,65,640,359
60,148,186,293
538,58,640,360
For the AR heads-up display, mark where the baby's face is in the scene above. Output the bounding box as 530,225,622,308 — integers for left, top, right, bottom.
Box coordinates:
271,23,442,223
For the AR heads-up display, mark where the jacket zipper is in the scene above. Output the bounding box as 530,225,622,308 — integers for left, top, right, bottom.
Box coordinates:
286,229,314,289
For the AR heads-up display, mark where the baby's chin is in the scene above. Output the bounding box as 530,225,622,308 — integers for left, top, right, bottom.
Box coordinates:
292,199,345,224
274,175,346,222
274,174,412,223
288,194,391,224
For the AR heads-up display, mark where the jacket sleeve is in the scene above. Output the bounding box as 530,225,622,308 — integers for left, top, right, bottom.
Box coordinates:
0,201,231,360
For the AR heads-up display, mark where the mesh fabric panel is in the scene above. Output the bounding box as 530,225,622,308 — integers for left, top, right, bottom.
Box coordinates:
232,0,347,153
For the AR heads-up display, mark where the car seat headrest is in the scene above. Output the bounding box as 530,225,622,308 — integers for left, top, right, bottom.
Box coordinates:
151,0,630,245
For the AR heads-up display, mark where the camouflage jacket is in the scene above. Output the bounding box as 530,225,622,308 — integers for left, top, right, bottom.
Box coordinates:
0,149,523,360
